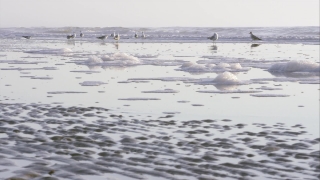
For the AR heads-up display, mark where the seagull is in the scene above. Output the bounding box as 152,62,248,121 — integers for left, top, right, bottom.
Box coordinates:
141,31,145,38
114,33,120,41
22,36,31,39
67,33,76,39
134,32,138,38
249,32,262,41
208,33,218,42
111,32,115,37
80,31,84,37
97,35,108,40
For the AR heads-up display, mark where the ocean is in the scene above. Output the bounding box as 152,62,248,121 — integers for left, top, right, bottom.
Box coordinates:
0,26,319,44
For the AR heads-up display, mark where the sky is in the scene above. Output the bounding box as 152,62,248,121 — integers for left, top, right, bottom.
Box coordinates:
0,0,319,27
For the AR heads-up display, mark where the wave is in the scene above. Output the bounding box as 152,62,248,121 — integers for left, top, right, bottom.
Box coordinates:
1,27,318,44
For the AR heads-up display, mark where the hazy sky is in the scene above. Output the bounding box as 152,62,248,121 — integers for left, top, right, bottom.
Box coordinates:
0,0,318,27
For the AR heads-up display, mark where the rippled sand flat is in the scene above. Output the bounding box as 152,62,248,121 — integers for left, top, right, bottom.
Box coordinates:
0,35,319,179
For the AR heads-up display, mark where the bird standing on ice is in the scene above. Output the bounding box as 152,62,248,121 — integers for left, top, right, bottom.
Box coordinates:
141,31,145,38
249,32,262,41
134,32,138,38
208,33,218,43
80,31,84,37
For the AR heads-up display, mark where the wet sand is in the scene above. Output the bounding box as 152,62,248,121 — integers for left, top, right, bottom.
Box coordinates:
0,40,319,179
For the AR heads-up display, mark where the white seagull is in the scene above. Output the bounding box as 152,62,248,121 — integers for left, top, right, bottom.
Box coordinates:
249,32,262,41
208,32,218,42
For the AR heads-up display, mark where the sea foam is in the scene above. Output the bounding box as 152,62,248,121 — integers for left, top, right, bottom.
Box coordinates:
25,48,73,54
212,72,240,85
84,53,140,66
268,60,319,73
179,62,249,73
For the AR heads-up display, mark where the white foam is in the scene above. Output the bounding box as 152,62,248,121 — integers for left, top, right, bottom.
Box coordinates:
250,94,290,97
259,86,283,90
268,60,320,73
83,53,140,66
197,90,262,94
178,62,249,73
25,48,73,54
86,56,103,64
47,91,87,94
79,81,107,86
118,98,161,101
142,89,179,93
212,72,240,85
135,54,159,58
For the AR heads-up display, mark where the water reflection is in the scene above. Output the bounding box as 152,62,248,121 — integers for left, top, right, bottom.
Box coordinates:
114,43,119,50
251,43,261,48
66,40,75,46
208,45,218,54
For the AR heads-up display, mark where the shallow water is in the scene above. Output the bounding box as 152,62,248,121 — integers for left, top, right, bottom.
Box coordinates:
0,28,319,180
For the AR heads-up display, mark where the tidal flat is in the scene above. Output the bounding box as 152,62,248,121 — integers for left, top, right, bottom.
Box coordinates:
0,30,319,179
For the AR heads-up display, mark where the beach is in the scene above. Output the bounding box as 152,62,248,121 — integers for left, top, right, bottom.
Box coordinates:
0,27,319,180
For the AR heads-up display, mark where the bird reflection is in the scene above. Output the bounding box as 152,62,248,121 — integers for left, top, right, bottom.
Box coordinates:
66,40,75,46
209,45,218,54
114,43,119,50
251,44,261,48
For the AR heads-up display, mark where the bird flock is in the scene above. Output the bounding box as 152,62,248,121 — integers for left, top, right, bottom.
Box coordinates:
64,31,147,41
21,31,263,42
